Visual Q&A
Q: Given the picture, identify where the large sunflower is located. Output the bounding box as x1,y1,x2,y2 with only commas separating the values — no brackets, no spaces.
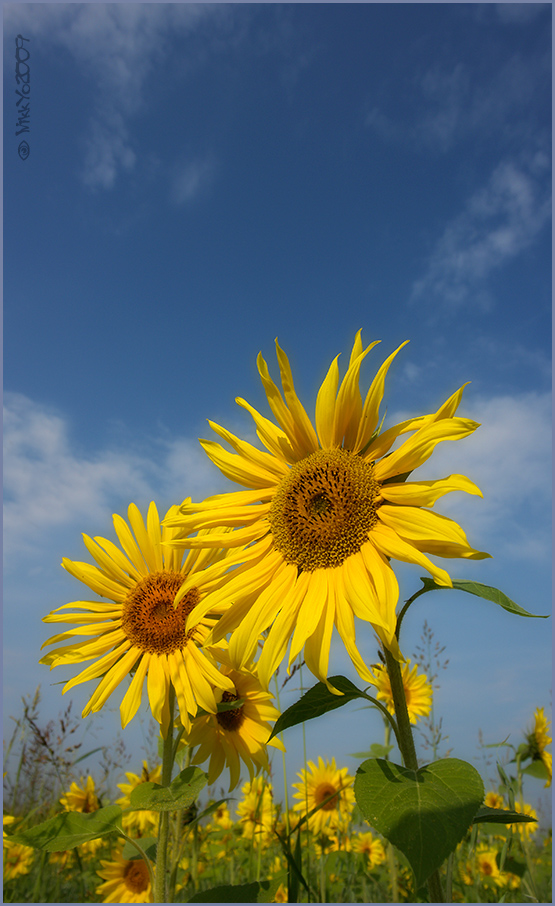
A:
181,654,285,791
166,334,488,688
40,502,250,734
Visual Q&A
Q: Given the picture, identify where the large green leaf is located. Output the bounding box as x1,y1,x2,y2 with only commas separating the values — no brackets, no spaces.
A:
472,806,537,825
355,757,483,888
184,878,283,903
7,805,123,852
121,836,157,862
419,578,548,618
129,766,207,812
268,675,377,741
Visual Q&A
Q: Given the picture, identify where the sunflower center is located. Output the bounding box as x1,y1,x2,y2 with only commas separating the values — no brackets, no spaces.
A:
216,689,245,732
121,571,199,656
315,782,339,811
269,448,380,571
124,859,150,894
81,792,98,814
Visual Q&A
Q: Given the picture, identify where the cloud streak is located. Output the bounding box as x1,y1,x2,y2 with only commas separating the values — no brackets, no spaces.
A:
410,153,551,309
3,393,221,565
415,389,552,562
4,4,227,190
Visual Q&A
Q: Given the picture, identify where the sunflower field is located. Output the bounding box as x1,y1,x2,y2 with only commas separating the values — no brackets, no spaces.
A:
3,678,552,904
3,334,552,903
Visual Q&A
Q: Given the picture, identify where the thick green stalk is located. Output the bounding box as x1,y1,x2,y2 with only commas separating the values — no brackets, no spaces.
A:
383,646,418,772
153,687,176,904
383,646,445,903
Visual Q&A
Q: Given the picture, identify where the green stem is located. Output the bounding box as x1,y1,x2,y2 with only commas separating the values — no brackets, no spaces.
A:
153,686,176,904
383,647,418,772
383,645,445,903
120,830,157,893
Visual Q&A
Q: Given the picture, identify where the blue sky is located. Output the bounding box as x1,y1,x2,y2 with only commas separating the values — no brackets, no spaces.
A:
3,3,551,815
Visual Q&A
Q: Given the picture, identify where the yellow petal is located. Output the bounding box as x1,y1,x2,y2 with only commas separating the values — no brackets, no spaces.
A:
288,569,328,664
380,474,483,506
257,348,297,441
371,523,453,587
258,573,310,689
81,535,136,588
51,641,129,688
61,559,127,601
147,653,169,726
275,339,320,456
333,576,375,683
112,513,149,575
200,438,282,489
315,354,340,448
335,341,380,449
147,501,164,571
208,421,290,480
355,341,409,452
236,397,295,461
228,562,297,669
303,585,335,688
120,653,149,728
83,646,141,715
126,503,159,574
374,417,480,481
378,505,473,546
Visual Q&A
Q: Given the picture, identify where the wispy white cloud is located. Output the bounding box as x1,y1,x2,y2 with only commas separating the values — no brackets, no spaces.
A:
414,390,552,563
366,40,549,156
3,393,221,564
495,4,547,25
4,4,227,190
410,153,551,309
170,154,218,206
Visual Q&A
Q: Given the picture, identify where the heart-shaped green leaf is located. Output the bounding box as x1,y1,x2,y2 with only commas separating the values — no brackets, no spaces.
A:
129,766,207,812
6,805,123,852
355,758,484,887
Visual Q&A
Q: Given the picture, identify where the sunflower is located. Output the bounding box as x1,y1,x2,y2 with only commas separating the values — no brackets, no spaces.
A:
40,502,250,734
523,707,552,787
352,831,386,869
236,775,276,841
512,801,538,839
475,845,503,887
166,333,488,688
484,791,504,810
370,658,433,723
116,762,161,836
292,756,355,835
59,774,99,813
181,654,285,791
207,802,234,830
96,849,153,903
3,816,35,882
